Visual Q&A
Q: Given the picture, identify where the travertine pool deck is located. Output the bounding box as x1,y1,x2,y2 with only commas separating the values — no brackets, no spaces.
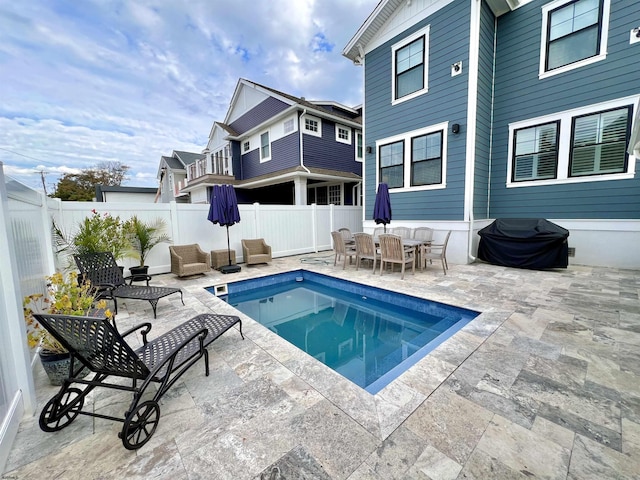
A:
3,255,640,479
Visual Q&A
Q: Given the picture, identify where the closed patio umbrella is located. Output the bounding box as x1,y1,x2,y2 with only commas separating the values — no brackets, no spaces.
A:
373,183,392,233
208,184,241,274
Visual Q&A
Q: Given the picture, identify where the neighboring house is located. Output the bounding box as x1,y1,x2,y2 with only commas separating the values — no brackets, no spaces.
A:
156,150,204,203
174,78,363,205
343,0,640,268
94,186,158,203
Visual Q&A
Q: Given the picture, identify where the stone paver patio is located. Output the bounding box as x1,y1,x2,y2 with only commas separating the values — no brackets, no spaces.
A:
3,254,639,479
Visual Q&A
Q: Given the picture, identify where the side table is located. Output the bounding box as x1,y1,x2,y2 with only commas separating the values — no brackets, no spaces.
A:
211,249,236,269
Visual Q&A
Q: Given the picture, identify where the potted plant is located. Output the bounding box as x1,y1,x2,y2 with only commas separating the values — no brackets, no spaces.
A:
24,271,112,385
125,216,172,279
52,210,131,265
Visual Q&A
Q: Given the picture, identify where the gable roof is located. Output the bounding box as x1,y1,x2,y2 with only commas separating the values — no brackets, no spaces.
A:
173,150,203,166
343,0,526,62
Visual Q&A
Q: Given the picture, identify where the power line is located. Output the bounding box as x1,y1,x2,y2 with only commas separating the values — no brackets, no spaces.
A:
0,147,52,165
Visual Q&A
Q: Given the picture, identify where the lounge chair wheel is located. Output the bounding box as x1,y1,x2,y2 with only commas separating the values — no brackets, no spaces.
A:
39,387,84,432
120,400,160,450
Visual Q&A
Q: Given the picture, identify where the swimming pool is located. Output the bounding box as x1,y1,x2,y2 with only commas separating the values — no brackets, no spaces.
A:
209,270,479,394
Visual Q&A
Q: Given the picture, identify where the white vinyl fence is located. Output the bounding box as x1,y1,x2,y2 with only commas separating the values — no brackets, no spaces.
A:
50,200,362,276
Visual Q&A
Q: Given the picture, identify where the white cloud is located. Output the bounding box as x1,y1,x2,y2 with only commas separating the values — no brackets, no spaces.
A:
0,0,375,192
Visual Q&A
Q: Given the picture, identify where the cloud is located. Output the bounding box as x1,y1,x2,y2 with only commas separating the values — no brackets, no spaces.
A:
0,0,375,192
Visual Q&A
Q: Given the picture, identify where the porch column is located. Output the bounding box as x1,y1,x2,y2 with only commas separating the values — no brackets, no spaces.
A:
294,177,307,206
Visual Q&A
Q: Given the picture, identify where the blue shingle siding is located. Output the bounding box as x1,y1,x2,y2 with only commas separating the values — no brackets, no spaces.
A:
229,97,290,134
364,0,471,221
488,0,640,219
241,133,300,179
473,1,497,220
303,121,362,175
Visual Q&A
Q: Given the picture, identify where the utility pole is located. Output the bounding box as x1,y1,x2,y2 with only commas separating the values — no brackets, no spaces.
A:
39,170,48,195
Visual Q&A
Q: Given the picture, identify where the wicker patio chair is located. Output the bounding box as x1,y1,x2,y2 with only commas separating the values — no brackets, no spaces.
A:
169,244,211,277
33,311,243,450
378,233,415,280
74,252,184,321
331,231,356,269
241,238,272,265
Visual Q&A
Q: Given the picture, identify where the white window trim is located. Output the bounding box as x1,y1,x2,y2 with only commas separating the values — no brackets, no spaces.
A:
391,25,430,106
259,130,271,163
356,131,364,162
303,115,322,138
538,0,610,79
375,121,448,192
506,96,638,188
336,124,351,145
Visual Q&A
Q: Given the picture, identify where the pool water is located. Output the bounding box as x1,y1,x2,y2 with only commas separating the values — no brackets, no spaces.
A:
210,270,479,394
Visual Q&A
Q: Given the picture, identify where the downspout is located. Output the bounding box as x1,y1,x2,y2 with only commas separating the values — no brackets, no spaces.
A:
299,109,311,174
465,0,481,263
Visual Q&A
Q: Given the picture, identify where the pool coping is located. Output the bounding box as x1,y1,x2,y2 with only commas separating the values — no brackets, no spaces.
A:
199,268,510,441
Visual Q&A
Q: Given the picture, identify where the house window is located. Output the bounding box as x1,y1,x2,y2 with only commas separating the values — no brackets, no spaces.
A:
540,0,609,77
243,141,250,152
260,131,270,161
512,122,559,182
336,125,351,144
304,116,322,137
356,132,363,161
379,141,404,189
411,131,442,186
570,106,631,177
377,122,448,191
507,97,636,187
391,25,429,104
283,118,294,134
328,185,341,205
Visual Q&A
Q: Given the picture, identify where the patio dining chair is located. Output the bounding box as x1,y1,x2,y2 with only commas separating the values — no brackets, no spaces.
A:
378,234,415,280
421,230,451,275
74,252,184,321
338,227,354,244
353,232,380,273
392,226,412,239
33,311,243,449
331,231,356,269
413,227,434,270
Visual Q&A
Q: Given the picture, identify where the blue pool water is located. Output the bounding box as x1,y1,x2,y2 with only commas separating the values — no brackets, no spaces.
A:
209,270,479,394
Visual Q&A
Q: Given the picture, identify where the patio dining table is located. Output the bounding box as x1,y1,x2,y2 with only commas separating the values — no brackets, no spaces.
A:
372,237,432,271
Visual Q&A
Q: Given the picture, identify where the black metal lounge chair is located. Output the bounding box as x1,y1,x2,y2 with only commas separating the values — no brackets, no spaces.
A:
74,252,184,320
34,311,243,449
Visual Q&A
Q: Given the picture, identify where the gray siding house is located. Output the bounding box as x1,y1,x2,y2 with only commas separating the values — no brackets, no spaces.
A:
343,0,640,268
177,79,363,206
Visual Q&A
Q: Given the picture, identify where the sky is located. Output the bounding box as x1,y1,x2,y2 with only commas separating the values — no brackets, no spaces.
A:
0,0,377,193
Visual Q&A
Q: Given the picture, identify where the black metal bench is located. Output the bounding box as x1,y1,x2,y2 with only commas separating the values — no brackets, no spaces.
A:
34,312,243,449
74,252,184,320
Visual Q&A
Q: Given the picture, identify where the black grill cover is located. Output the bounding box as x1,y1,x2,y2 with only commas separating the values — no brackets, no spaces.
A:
477,218,569,269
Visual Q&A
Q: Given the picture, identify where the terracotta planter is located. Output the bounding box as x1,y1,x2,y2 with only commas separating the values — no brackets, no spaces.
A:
39,351,88,386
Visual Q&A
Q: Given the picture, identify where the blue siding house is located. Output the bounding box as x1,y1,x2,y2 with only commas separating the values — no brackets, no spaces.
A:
344,0,640,267
174,79,363,206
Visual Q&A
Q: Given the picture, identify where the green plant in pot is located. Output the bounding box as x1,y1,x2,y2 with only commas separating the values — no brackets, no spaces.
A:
125,216,172,279
24,271,112,385
53,210,132,268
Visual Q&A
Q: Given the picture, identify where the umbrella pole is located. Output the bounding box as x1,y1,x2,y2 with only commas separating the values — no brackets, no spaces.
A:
226,225,231,265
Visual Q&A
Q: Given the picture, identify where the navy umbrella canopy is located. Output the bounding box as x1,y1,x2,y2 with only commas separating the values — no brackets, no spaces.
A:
373,183,391,232
208,184,241,272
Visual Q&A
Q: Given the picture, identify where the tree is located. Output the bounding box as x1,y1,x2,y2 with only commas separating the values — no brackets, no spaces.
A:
51,162,130,201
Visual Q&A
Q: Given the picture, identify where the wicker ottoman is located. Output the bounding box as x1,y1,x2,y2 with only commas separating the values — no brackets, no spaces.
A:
211,249,236,269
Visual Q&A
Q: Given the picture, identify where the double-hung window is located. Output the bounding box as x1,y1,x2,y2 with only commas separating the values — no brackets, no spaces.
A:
508,98,636,187
392,26,429,104
260,131,270,162
379,141,404,189
540,0,609,77
356,132,363,161
378,122,447,190
411,131,442,186
570,106,631,177
512,122,559,182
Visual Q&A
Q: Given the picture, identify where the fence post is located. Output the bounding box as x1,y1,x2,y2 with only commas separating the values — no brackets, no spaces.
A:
169,201,180,244
329,203,335,234
253,202,260,238
312,203,317,252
